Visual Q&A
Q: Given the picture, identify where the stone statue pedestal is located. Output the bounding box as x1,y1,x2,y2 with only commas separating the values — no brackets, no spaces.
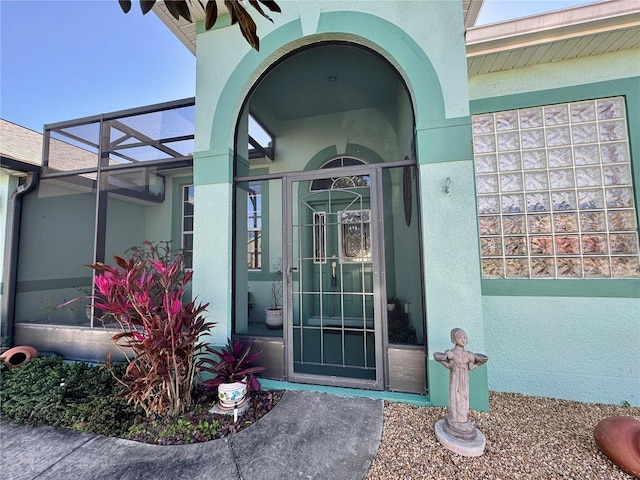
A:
433,328,489,457
435,419,486,457
442,415,478,441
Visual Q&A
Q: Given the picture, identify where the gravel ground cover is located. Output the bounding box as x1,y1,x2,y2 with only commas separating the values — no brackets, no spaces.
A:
367,391,639,480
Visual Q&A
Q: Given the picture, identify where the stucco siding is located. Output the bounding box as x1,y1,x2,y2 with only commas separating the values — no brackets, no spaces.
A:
192,181,233,345
468,49,640,100
469,48,640,406
483,295,640,406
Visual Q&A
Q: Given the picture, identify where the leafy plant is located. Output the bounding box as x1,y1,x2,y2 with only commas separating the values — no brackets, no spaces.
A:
1,357,283,443
387,296,401,309
118,0,282,51
88,240,214,417
201,338,266,392
0,357,138,437
39,296,57,323
387,318,417,344
126,240,180,268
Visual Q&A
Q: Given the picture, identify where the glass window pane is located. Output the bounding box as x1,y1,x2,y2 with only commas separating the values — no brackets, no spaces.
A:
382,166,425,345
182,185,194,268
234,178,282,337
48,124,99,173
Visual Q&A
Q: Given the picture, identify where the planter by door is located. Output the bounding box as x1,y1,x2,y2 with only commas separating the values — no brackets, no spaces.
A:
265,308,283,329
217,379,249,410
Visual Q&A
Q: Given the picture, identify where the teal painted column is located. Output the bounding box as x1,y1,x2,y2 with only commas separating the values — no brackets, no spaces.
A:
192,149,234,346
429,361,489,412
415,118,489,412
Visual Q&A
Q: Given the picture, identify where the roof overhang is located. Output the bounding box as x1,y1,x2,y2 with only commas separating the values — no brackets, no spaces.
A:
0,157,41,175
152,1,639,76
466,0,640,75
0,119,43,173
154,0,486,55
463,0,484,30
152,0,216,55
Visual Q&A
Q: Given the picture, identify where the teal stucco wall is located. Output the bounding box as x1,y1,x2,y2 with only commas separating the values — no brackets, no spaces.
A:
192,0,487,404
469,50,640,406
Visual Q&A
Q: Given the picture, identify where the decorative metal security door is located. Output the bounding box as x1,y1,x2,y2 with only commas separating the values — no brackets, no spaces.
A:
284,166,385,389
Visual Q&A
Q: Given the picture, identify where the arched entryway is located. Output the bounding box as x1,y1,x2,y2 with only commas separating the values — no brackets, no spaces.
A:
232,41,426,392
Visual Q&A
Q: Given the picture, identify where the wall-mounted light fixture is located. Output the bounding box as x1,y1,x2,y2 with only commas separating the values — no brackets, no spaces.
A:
444,177,452,196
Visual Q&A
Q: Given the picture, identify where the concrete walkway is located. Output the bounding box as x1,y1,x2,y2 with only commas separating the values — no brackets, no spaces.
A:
0,391,383,480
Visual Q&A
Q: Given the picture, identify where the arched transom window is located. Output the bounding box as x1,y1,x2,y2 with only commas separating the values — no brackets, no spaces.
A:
310,157,369,191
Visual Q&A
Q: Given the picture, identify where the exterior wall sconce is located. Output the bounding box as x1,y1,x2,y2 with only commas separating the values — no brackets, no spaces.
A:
444,177,452,196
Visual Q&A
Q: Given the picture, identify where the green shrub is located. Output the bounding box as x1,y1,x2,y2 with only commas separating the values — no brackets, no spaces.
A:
1,357,284,444
0,357,139,437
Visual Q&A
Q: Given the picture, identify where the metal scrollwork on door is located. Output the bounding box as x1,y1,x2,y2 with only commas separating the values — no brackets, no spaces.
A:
339,210,371,262
331,175,369,189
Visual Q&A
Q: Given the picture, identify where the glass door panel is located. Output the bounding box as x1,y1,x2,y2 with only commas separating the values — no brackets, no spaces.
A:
286,169,383,388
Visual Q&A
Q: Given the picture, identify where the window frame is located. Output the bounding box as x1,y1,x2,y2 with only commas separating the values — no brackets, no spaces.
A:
181,184,194,270
247,181,262,271
470,78,640,298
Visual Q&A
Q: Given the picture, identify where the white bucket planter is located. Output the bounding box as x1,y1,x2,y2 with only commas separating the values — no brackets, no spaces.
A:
217,379,249,410
265,308,283,329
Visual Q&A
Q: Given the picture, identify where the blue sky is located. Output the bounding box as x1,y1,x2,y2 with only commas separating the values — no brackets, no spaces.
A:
1,0,196,132
477,0,597,25
1,0,597,133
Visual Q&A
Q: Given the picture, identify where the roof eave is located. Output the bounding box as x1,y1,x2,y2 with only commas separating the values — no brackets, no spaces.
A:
157,0,488,54
466,0,640,57
464,0,484,30
152,1,203,55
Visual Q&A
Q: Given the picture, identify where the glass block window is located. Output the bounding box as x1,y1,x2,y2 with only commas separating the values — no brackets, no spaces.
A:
473,96,640,279
182,185,194,269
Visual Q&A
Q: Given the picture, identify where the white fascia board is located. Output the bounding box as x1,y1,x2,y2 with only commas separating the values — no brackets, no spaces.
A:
466,0,640,56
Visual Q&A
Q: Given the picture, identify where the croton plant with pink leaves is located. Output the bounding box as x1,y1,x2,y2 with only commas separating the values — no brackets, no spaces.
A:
88,241,214,417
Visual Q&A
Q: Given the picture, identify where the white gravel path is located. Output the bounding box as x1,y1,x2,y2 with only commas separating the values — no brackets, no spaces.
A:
367,391,639,479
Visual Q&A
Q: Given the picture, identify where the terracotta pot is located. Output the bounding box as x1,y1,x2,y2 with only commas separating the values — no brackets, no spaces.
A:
0,345,38,367
594,416,640,477
218,379,249,410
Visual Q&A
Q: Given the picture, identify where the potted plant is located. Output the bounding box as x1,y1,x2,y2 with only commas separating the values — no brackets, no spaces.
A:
201,338,266,410
265,259,283,329
387,296,401,312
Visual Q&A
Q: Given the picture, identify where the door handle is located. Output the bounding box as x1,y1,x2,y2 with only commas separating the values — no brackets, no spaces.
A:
331,261,337,287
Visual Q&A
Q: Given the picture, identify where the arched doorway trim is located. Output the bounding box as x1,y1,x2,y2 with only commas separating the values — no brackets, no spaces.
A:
207,11,446,154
